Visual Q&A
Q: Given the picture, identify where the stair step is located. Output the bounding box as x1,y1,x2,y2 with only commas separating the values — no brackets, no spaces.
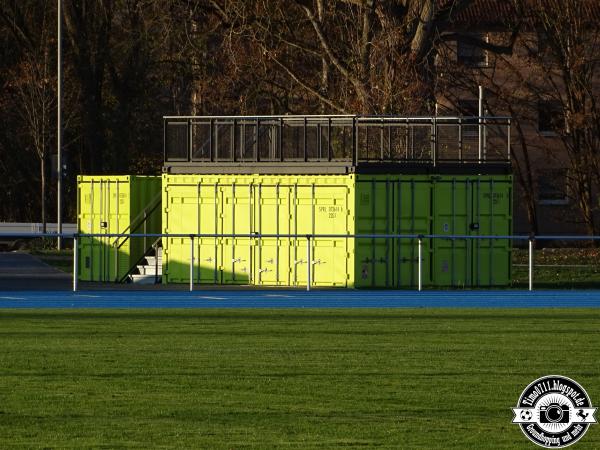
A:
137,265,162,275
131,274,161,285
145,256,162,266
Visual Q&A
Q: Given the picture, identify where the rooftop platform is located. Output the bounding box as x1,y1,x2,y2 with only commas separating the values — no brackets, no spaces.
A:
163,115,512,175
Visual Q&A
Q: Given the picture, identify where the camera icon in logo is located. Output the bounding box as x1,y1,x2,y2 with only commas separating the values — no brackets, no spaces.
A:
539,403,569,424
512,375,598,448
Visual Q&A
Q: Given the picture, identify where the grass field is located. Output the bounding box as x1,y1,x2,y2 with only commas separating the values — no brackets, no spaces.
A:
0,309,599,448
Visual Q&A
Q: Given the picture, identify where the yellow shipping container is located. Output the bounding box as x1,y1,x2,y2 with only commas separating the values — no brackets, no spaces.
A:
163,174,355,287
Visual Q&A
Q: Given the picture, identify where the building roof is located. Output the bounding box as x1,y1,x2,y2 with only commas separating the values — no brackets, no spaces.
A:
438,0,600,28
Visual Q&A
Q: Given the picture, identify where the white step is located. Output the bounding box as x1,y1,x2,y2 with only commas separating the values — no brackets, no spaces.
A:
145,256,162,266
131,274,161,285
137,266,162,275
137,264,162,275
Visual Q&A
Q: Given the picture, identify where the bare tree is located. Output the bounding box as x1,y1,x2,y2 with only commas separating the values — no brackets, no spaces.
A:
62,0,114,173
532,0,600,236
1,1,56,231
210,0,523,115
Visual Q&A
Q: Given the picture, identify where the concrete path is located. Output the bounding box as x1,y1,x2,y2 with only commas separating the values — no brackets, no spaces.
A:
0,252,70,291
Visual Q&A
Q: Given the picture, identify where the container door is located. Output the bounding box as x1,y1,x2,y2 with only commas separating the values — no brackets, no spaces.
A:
163,182,199,283
78,178,128,282
78,179,96,282
355,179,395,288
470,178,512,286
221,183,252,284
163,180,222,284
432,178,469,287
253,184,292,286
394,178,431,288
197,183,222,284
312,185,350,287
290,184,314,286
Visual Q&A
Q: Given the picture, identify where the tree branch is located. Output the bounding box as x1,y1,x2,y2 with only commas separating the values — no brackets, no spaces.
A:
295,1,370,108
266,51,348,114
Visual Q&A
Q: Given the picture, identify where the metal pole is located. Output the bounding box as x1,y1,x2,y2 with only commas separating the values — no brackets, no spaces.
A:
114,243,118,282
306,235,311,291
57,0,63,250
507,118,511,162
528,238,533,291
73,235,78,292
190,235,194,292
418,237,422,291
478,85,483,163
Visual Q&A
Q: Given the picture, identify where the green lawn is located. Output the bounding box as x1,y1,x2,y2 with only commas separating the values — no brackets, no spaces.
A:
29,249,73,273
0,309,599,448
512,247,600,288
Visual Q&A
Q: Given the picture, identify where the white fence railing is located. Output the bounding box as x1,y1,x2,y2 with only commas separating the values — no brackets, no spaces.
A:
1,232,599,293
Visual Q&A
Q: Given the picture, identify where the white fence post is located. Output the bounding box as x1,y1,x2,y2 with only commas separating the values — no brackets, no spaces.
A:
190,235,194,292
528,237,534,291
73,235,78,292
306,235,311,291
418,237,423,292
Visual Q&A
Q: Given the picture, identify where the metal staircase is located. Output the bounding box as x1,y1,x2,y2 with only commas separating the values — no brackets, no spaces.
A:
130,243,162,284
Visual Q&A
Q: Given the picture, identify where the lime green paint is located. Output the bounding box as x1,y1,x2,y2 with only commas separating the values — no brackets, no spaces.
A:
162,173,512,288
163,174,355,287
77,176,161,282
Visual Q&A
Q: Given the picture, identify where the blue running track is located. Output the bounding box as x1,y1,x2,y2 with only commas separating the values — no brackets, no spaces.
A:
1,290,600,308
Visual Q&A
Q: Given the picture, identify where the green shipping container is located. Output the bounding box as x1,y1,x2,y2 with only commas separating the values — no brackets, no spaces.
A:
77,176,162,282
354,175,512,287
162,173,512,288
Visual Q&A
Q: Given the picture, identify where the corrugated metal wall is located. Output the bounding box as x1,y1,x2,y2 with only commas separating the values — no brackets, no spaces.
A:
162,174,512,288
163,175,354,286
77,176,161,282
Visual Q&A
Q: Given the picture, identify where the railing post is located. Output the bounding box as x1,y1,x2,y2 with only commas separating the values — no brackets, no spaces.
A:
190,235,194,292
458,118,463,161
154,242,159,284
418,236,423,292
73,234,78,292
432,117,437,166
528,237,534,291
114,242,118,282
352,117,357,165
306,234,311,291
507,118,511,162
478,85,483,163
188,118,192,162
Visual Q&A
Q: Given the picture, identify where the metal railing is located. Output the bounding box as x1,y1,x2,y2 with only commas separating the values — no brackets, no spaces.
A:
164,115,512,165
3,232,600,293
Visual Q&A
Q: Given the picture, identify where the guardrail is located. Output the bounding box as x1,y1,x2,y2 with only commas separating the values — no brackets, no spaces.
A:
164,115,512,165
2,232,599,293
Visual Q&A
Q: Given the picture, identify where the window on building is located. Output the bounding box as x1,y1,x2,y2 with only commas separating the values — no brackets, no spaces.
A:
538,100,564,134
538,168,569,205
457,34,488,67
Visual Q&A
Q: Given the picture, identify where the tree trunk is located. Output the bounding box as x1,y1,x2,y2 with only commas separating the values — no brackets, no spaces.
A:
41,153,46,234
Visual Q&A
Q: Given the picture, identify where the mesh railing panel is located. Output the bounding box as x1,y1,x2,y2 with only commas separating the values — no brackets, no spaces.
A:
165,116,511,165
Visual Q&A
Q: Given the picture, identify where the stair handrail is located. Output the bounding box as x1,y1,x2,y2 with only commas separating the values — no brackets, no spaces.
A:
118,236,162,284
113,191,162,250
